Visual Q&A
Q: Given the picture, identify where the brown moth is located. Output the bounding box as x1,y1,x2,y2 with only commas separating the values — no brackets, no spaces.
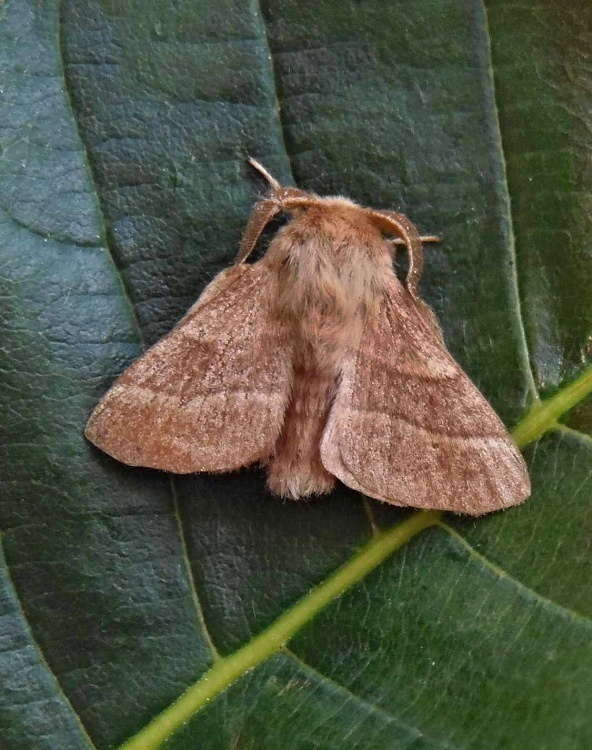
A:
86,159,530,515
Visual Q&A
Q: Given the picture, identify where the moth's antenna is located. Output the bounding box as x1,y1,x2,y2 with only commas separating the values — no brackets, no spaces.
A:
248,157,282,191
390,235,440,246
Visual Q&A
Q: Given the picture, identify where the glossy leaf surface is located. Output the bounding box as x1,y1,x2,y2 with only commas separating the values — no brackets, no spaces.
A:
1,1,591,748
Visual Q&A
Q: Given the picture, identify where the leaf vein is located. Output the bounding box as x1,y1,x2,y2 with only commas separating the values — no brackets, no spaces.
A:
283,648,462,750
554,424,592,447
438,522,592,629
169,477,221,661
0,536,98,750
480,0,539,402
253,0,296,184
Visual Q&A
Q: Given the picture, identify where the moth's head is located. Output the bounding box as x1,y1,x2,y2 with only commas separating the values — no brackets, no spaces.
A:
270,188,419,248
272,188,364,223
241,159,438,278
247,157,411,231
247,158,364,224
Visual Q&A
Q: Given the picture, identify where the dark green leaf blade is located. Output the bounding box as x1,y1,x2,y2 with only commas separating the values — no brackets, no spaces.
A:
173,654,443,750
0,0,591,748
0,543,94,749
455,431,592,615
486,0,592,393
290,501,592,749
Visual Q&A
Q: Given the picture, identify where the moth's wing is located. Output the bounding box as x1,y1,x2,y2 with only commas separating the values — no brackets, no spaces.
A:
321,277,530,515
86,262,292,473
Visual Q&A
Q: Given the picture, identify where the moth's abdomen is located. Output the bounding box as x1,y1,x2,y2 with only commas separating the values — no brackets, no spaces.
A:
267,367,336,500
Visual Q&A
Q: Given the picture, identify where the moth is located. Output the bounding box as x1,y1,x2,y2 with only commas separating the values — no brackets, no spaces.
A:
86,159,530,515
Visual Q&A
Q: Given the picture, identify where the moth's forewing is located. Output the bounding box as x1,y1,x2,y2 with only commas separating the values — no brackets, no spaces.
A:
86,263,292,473
321,276,530,515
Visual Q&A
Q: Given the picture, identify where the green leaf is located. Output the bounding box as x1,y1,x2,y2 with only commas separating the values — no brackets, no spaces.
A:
0,2,591,750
